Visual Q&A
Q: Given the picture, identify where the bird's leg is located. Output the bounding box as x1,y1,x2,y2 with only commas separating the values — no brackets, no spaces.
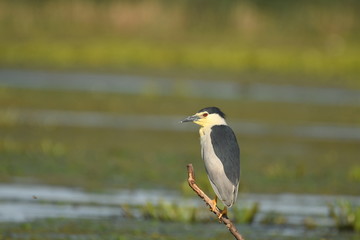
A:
218,206,228,219
211,196,218,211
210,196,227,219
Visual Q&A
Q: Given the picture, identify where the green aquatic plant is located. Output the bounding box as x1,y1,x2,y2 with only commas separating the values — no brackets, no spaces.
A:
233,202,259,224
141,201,197,223
141,200,258,224
328,200,360,231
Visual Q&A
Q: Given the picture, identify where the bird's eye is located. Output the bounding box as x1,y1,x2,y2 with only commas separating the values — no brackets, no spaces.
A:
202,113,208,117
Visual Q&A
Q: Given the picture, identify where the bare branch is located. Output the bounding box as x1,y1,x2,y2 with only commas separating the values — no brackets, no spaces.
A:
187,164,245,240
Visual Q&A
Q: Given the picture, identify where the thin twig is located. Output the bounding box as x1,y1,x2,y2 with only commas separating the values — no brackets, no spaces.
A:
187,164,245,240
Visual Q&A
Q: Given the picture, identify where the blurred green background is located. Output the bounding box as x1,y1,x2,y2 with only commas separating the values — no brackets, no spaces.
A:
0,0,360,196
1,0,360,86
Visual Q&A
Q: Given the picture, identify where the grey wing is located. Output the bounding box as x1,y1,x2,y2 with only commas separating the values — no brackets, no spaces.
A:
210,125,240,187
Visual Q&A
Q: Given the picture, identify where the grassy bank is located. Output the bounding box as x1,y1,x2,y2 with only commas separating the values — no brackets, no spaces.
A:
1,39,359,87
1,0,360,88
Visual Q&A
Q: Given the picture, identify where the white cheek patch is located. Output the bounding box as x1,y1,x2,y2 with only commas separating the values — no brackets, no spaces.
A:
205,114,227,126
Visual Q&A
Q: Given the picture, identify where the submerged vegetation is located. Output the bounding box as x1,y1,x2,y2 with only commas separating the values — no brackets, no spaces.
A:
260,212,287,225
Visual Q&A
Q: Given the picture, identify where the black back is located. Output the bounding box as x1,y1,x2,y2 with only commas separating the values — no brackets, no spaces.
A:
210,125,240,185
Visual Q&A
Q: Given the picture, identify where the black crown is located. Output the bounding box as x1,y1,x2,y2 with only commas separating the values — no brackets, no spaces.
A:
198,107,226,119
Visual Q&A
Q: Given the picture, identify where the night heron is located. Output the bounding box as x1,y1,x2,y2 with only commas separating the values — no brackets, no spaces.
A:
181,107,240,217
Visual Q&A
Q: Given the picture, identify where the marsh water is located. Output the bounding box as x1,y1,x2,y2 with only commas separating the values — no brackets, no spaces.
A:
0,184,359,239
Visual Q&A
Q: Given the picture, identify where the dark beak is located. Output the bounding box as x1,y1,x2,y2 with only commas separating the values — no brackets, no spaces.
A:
180,114,200,123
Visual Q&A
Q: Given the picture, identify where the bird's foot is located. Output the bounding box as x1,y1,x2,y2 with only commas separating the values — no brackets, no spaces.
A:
210,196,218,212
218,207,228,219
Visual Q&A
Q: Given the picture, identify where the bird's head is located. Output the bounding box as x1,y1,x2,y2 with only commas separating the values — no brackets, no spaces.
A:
181,107,227,127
